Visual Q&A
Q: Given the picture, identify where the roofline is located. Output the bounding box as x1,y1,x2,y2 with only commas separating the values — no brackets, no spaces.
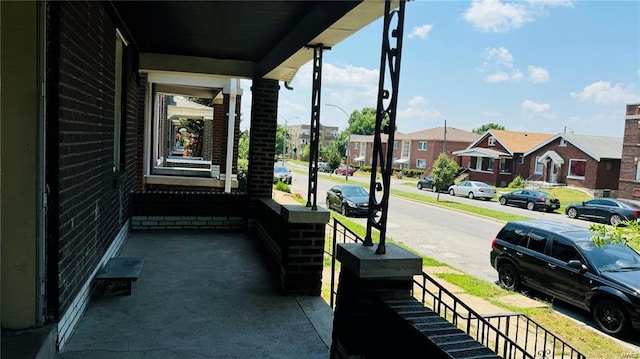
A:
522,133,600,161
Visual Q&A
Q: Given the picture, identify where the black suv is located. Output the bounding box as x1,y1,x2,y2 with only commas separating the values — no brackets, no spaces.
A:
490,219,640,337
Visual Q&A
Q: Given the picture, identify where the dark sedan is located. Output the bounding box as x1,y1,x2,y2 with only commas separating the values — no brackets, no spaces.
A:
565,198,640,225
326,184,369,217
416,174,452,192
498,189,560,212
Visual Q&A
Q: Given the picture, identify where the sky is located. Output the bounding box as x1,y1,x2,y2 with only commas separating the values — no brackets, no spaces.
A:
240,0,640,138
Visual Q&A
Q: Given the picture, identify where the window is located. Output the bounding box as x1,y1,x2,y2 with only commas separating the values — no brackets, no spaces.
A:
550,241,581,263
499,158,507,172
534,156,543,174
487,158,494,171
393,141,398,150
488,136,496,146
517,155,524,164
497,223,529,246
526,231,548,253
568,159,586,178
402,140,410,157
416,159,427,168
636,162,640,181
559,138,567,147
113,30,126,171
418,141,428,150
354,143,359,149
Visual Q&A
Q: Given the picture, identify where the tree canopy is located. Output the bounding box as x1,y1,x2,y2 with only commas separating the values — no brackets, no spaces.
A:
345,107,392,135
589,222,640,250
431,153,459,201
472,123,505,134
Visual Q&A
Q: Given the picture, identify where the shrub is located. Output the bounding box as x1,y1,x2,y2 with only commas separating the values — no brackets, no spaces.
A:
275,181,291,193
508,175,525,189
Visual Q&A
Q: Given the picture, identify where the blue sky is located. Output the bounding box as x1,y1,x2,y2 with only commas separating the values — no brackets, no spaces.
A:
240,0,639,138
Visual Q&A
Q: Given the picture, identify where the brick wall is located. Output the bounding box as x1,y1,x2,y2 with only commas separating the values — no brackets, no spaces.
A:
528,139,603,189
247,79,279,202
619,105,640,199
56,1,137,315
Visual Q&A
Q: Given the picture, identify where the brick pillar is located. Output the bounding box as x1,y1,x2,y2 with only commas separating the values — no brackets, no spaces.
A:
620,104,640,199
212,102,225,167
248,79,279,202
331,243,422,358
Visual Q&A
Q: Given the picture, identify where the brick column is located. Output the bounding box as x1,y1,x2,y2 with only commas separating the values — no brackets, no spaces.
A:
247,79,279,201
331,243,422,358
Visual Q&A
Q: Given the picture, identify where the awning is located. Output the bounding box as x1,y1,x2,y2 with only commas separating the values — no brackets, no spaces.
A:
354,156,366,161
393,158,409,164
538,150,564,164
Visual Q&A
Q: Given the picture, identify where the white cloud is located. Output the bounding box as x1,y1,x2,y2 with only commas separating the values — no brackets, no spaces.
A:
570,81,639,105
463,0,573,33
527,66,550,83
484,69,523,83
482,47,514,67
408,24,433,39
521,100,555,118
396,96,444,132
463,0,532,33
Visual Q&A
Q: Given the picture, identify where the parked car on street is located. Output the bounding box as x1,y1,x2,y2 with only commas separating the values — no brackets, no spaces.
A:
273,166,292,184
318,162,333,173
334,165,356,176
490,219,640,337
565,198,640,226
326,184,369,217
499,189,560,212
416,174,453,192
448,181,496,200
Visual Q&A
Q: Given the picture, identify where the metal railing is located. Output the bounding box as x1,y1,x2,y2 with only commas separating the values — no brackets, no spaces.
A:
325,217,586,359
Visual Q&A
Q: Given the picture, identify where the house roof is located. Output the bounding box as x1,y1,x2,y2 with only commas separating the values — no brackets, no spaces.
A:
400,127,479,142
173,96,213,110
452,147,511,159
485,130,554,154
524,133,623,161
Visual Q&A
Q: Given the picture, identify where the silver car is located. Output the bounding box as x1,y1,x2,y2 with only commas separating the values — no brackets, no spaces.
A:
448,180,496,200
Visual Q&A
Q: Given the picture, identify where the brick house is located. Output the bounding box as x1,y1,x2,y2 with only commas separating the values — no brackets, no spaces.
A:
524,133,622,195
615,104,640,200
453,130,554,187
348,127,478,173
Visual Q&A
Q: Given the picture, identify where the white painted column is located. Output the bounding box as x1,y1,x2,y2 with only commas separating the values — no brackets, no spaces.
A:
225,79,238,192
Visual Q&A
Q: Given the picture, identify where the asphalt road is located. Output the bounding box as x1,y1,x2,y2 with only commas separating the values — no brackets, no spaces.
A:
286,165,640,351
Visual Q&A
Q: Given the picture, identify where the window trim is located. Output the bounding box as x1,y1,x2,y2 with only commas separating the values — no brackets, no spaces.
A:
488,136,496,146
417,141,428,151
567,158,587,179
416,159,427,169
534,156,543,174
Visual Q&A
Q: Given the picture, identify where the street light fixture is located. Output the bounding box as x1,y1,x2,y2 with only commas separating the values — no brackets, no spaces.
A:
325,104,350,181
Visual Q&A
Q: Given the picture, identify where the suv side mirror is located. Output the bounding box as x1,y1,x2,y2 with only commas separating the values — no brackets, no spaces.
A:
567,260,587,272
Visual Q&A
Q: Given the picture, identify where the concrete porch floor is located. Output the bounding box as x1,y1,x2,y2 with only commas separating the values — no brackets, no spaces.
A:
57,229,334,359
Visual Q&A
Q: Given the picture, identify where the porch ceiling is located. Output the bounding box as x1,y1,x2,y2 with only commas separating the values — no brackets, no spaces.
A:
110,1,391,82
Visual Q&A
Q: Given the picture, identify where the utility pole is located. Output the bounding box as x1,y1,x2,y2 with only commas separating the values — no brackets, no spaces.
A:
326,104,350,181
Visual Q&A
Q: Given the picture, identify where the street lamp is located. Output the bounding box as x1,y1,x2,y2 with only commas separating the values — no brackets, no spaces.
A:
280,116,298,165
325,104,350,181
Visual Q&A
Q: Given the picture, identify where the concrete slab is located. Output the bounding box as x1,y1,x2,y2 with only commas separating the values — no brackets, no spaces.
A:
57,230,332,359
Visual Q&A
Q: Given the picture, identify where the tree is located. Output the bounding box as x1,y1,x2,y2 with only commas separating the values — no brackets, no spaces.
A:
345,107,393,135
589,222,640,250
275,124,288,160
431,153,459,201
472,123,505,134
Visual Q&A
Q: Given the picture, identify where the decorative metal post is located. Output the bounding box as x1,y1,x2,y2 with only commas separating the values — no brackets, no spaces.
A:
364,0,406,254
306,44,331,210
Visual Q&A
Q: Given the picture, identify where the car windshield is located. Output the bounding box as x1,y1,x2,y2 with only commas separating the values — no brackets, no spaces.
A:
342,186,368,197
577,241,640,272
274,167,289,174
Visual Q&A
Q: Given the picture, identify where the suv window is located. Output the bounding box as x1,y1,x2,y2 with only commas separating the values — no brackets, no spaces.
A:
525,230,548,253
550,241,582,263
497,223,529,246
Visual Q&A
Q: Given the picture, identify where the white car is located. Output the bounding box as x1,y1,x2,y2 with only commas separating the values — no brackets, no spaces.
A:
448,180,496,200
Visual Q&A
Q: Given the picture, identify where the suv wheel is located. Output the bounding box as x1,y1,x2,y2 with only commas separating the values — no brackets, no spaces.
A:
499,197,507,206
526,201,535,211
417,183,423,190
449,189,455,196
592,299,629,336
498,263,520,291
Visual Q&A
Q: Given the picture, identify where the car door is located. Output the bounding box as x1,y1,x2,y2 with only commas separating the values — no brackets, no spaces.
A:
511,190,526,207
328,186,342,209
580,199,604,220
516,229,550,291
543,238,590,309
456,181,469,197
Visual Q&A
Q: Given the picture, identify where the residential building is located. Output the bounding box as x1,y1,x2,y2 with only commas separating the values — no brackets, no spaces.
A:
524,133,622,196
453,130,554,187
287,124,339,158
347,127,478,173
617,103,640,199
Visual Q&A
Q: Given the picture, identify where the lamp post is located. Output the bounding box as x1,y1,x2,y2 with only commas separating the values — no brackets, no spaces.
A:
325,104,350,181
280,116,298,165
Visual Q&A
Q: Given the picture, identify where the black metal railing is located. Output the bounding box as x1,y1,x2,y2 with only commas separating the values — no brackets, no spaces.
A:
326,217,586,359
